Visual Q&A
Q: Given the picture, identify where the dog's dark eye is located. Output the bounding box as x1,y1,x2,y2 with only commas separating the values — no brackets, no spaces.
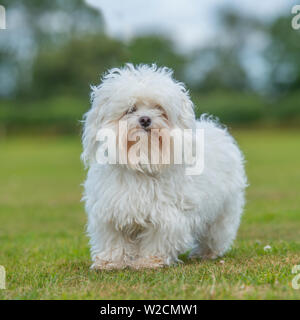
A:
155,105,168,119
155,105,166,113
126,105,137,114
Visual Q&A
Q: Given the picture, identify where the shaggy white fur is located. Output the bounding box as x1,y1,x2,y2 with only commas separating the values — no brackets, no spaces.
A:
82,64,247,269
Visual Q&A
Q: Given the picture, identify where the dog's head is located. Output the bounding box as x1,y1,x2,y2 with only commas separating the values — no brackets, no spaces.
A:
82,64,195,173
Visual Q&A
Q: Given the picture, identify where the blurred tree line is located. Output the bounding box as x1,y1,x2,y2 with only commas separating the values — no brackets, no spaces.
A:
0,0,299,134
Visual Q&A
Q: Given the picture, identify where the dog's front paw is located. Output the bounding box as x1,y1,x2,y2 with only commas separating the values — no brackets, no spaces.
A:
91,257,125,270
130,256,167,269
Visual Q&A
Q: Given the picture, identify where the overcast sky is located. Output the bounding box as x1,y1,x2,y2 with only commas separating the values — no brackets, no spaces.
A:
86,0,291,51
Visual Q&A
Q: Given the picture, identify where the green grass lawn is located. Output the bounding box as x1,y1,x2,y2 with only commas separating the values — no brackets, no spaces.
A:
0,129,299,299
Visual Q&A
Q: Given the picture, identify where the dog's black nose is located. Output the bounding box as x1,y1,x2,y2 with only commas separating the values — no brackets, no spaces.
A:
139,116,152,128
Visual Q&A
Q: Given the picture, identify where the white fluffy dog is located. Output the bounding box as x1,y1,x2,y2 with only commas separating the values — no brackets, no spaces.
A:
82,64,247,269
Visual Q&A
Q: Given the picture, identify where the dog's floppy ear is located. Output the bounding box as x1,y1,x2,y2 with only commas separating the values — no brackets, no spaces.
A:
179,92,195,129
81,86,105,168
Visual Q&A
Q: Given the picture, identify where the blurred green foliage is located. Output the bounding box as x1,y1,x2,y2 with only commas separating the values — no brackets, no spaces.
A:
0,1,299,134
32,35,128,99
127,36,187,81
264,16,300,94
0,96,87,134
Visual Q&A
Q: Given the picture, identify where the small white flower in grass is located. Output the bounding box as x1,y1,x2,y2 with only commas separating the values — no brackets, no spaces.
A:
220,260,225,264
264,245,272,251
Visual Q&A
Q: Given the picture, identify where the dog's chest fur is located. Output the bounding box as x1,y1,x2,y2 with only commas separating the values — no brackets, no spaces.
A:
87,165,198,231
